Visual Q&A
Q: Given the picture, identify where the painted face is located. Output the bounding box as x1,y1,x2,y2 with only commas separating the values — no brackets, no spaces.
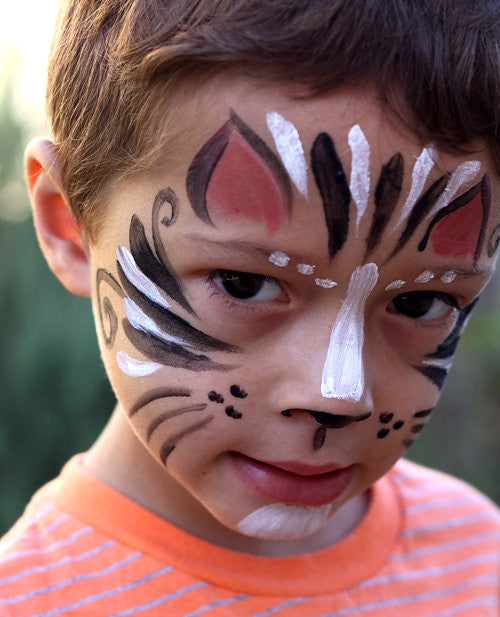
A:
91,83,499,550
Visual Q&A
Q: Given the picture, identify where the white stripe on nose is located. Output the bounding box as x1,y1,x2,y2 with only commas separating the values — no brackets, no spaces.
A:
321,263,379,401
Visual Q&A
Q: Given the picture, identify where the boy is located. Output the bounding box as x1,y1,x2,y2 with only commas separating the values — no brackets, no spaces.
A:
1,0,499,614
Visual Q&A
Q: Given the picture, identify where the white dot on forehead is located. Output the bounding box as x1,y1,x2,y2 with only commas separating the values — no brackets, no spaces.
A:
315,278,337,289
415,270,435,283
297,263,315,275
385,280,406,291
441,270,458,284
268,251,290,267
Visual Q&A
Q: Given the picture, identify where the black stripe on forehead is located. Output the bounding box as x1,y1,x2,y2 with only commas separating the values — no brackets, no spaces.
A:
386,174,449,262
365,153,404,258
311,132,351,259
129,214,195,315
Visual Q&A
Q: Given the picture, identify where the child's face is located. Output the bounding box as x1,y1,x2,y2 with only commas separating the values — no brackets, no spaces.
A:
90,81,499,543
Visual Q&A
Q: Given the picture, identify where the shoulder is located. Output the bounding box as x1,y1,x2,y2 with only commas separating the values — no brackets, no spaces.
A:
0,478,109,614
390,457,499,514
387,457,499,554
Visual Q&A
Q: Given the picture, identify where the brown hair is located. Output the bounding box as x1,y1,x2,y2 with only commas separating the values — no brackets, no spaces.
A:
47,0,500,241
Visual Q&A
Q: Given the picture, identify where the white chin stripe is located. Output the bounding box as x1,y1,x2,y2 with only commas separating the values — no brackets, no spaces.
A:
237,503,332,540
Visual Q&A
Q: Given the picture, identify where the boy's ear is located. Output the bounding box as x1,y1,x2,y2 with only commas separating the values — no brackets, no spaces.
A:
25,138,91,297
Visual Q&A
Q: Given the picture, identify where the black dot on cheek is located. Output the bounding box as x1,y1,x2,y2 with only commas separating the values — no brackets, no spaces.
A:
379,412,394,424
208,391,224,404
377,428,390,439
393,420,405,430
225,405,242,419
230,385,248,399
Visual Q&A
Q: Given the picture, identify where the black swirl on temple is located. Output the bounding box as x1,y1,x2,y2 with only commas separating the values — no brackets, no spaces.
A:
96,269,124,348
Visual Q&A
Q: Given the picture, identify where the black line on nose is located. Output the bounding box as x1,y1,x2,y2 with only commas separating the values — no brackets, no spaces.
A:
281,409,372,428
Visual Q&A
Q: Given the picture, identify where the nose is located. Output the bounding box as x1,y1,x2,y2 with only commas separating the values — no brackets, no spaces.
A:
321,263,378,401
268,267,377,418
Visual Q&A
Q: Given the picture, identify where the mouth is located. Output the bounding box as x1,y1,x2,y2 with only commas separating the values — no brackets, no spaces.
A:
229,452,354,507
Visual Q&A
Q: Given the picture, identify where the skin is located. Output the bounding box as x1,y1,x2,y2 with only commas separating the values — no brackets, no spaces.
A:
26,78,500,557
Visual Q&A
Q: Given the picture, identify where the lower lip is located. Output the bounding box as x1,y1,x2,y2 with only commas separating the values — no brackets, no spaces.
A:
229,453,354,506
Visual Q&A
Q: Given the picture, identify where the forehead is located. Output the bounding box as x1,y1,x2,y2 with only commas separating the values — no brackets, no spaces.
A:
105,80,500,273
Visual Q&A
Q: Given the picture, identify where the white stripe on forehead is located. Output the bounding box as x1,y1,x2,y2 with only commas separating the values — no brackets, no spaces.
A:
321,263,379,401
116,350,162,377
396,145,436,228
348,125,371,234
266,111,308,199
426,160,481,219
117,246,170,310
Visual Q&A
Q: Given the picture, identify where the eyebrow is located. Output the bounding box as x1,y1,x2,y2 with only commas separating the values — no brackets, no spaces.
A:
183,233,309,262
184,234,495,279
427,265,495,279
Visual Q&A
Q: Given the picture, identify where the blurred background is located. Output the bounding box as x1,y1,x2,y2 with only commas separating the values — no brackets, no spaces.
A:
0,2,498,535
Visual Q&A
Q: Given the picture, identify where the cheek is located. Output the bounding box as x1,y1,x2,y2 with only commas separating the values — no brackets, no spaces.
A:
110,367,253,465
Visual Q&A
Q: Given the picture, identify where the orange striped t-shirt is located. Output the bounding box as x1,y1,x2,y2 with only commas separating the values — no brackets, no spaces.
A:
0,456,498,616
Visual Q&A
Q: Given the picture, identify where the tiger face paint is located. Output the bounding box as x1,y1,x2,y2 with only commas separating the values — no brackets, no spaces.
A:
88,81,499,554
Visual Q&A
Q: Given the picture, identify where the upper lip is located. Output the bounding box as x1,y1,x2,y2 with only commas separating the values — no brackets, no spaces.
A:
238,456,346,477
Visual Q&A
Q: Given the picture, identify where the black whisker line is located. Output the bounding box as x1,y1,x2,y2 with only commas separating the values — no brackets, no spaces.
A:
386,174,449,263
414,408,434,418
129,214,195,315
129,387,192,417
311,132,350,259
146,403,208,442
160,415,215,465
365,153,403,258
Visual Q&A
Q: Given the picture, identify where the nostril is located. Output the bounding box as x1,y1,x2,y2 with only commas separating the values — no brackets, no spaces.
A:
281,409,372,428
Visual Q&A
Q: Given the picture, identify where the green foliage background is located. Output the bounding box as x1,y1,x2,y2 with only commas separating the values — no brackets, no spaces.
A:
0,77,498,535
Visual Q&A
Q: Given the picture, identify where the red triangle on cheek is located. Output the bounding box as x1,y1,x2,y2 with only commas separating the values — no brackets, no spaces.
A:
206,130,289,236
430,192,484,258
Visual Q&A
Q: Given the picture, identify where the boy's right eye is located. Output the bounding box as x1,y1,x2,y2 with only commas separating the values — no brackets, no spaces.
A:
211,270,283,302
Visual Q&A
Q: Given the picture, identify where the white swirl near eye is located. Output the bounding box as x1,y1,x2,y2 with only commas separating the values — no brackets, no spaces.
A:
212,271,282,301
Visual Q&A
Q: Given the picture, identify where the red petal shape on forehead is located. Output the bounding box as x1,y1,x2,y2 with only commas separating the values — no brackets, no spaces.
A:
206,129,289,236
430,192,484,258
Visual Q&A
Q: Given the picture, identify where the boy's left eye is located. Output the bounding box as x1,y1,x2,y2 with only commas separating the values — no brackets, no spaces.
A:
211,270,283,302
388,290,458,321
